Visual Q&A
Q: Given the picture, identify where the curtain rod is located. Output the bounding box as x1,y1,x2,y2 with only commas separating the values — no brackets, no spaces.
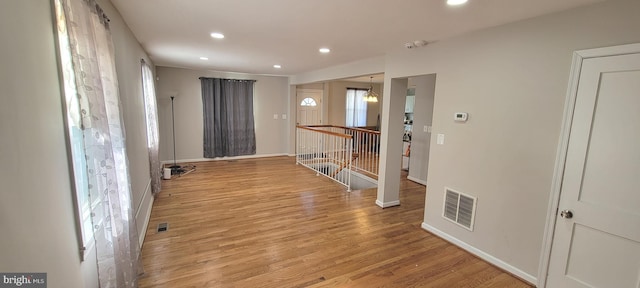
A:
85,0,110,24
199,77,257,82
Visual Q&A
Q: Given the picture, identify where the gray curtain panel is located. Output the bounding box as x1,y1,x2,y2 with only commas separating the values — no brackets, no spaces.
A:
200,77,257,157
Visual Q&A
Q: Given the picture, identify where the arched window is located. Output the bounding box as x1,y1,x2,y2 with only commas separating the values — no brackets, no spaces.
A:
300,97,317,107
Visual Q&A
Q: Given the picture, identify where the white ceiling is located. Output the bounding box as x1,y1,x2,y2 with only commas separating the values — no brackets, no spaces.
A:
110,0,604,76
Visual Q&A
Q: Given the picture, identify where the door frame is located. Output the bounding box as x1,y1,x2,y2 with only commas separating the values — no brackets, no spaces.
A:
538,42,640,288
296,88,324,125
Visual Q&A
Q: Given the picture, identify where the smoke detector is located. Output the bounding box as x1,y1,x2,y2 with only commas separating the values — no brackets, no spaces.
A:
405,40,428,49
413,40,428,47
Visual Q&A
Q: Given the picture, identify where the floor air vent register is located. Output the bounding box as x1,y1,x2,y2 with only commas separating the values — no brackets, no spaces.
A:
157,222,168,233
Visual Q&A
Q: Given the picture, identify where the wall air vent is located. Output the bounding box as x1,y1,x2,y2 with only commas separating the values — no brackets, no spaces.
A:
443,187,477,231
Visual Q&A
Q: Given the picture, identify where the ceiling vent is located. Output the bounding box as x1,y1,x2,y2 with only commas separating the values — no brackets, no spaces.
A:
443,187,477,231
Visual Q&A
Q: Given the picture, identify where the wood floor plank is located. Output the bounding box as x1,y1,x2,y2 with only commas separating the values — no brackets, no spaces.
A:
138,156,534,288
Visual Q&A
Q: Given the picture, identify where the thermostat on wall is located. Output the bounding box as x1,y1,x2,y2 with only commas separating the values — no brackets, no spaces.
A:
454,112,468,122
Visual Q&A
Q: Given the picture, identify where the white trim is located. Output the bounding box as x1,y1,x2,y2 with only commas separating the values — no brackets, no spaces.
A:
287,154,296,157
135,179,151,220
136,179,154,248
406,176,427,186
422,222,537,285
537,49,582,288
375,199,400,208
353,171,378,185
81,236,96,262
537,42,640,288
574,43,640,59
161,153,288,165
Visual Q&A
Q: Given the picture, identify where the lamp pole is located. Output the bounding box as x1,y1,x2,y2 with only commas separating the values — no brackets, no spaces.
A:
169,96,180,171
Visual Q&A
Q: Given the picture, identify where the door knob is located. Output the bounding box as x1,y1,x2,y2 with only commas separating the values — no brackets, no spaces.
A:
560,209,573,219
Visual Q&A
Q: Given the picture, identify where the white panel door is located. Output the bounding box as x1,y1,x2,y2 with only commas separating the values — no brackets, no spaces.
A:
547,52,640,287
296,89,322,126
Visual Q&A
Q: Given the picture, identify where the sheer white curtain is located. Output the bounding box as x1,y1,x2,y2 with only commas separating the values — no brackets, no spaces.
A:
346,88,368,127
141,60,161,195
54,0,140,287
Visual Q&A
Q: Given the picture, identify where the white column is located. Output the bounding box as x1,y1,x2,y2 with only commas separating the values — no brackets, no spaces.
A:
376,77,408,208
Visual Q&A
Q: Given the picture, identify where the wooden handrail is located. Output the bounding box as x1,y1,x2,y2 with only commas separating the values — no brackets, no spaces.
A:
296,124,380,188
296,125,352,139
343,126,381,135
301,125,381,135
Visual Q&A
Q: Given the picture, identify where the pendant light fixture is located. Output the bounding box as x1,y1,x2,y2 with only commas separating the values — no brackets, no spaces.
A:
363,76,379,102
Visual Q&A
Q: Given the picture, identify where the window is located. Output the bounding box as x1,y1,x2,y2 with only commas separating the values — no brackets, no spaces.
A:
141,60,161,195
54,1,139,276
54,0,95,257
200,78,257,157
346,88,368,127
300,97,317,107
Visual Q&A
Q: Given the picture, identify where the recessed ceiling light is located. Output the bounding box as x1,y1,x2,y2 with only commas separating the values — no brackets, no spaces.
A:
319,48,331,54
199,57,209,60
273,64,282,69
210,32,225,39
447,0,468,5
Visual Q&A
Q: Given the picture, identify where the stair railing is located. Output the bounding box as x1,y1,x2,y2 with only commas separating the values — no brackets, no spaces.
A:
296,125,381,191
296,125,353,191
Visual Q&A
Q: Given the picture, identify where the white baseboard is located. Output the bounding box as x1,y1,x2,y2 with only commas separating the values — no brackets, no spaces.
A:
161,153,289,165
421,222,537,285
287,154,296,157
407,176,427,186
136,179,154,248
375,199,400,208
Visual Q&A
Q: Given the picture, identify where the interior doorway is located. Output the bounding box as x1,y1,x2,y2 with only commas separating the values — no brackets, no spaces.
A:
406,74,436,186
377,74,436,208
296,89,323,125
542,44,640,288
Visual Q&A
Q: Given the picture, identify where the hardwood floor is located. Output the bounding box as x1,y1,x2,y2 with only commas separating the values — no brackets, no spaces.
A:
139,156,533,288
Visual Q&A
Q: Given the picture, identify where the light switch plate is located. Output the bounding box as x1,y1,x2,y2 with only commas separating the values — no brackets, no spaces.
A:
424,125,432,133
437,134,445,145
273,114,279,120
282,114,287,120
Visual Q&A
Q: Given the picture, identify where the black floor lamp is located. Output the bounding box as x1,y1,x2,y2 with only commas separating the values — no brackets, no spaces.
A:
169,96,183,174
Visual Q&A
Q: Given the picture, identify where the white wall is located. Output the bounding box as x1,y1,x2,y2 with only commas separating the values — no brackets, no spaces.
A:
408,75,436,184
0,1,154,287
295,81,382,128
156,67,290,161
0,1,89,287
391,0,640,281
296,83,324,90
293,0,640,283
291,56,385,85
96,0,155,248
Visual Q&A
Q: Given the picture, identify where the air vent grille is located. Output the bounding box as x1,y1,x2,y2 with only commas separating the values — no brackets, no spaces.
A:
157,222,168,233
442,188,477,231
